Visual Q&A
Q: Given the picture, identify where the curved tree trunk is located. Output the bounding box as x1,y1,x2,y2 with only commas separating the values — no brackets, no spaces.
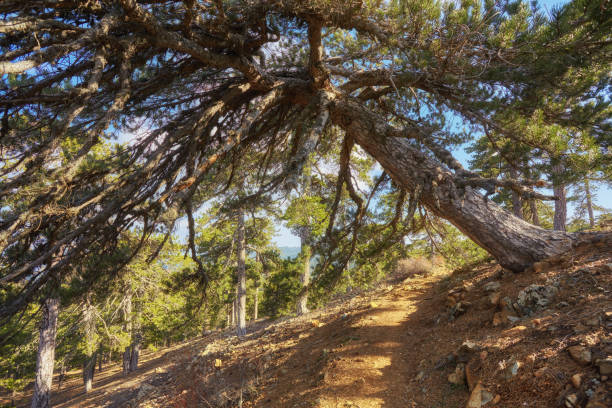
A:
31,297,59,408
235,208,247,337
332,99,575,271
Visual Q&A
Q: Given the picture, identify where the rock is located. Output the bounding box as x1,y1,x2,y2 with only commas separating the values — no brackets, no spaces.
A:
516,284,559,316
507,315,521,323
595,358,612,375
465,382,495,407
488,292,501,306
465,359,481,391
136,383,157,401
504,358,520,380
565,393,578,407
448,363,466,385
483,281,501,292
481,389,494,405
457,340,480,362
450,301,470,320
435,353,456,370
415,370,425,381
492,309,518,327
568,346,592,365
571,373,582,388
466,382,483,408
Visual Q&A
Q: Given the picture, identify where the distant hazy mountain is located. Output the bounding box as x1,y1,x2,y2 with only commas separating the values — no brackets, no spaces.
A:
278,246,300,259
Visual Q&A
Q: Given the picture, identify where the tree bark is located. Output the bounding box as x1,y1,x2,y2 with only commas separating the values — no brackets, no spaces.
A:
31,297,59,408
509,169,523,219
253,287,259,320
235,208,247,336
82,353,96,393
585,177,595,228
529,199,540,226
129,296,142,372
122,291,132,376
82,294,96,393
296,242,311,316
331,99,575,271
552,163,567,231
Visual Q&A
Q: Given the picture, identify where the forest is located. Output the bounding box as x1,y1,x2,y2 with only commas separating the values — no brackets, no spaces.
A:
0,0,610,407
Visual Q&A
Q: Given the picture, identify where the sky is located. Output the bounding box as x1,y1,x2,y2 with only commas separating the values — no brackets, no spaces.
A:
271,0,611,247
128,0,607,248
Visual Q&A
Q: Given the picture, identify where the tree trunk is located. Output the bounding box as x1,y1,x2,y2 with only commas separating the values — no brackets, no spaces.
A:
585,177,595,228
236,208,247,336
332,99,575,271
122,291,132,375
31,297,59,408
129,296,142,372
122,347,131,375
82,294,96,393
296,242,311,316
509,169,523,219
82,353,96,393
529,199,540,226
552,163,567,231
253,287,259,321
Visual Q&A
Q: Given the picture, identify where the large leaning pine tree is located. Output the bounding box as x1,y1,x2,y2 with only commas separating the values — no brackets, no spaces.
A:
1,0,611,322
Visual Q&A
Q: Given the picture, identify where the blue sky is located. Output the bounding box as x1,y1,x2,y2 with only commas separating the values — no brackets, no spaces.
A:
271,0,610,247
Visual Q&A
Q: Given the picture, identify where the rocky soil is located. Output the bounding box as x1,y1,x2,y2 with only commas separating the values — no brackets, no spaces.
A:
4,238,611,408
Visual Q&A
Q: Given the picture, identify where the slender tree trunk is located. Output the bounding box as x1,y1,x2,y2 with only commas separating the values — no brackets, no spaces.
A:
82,353,96,393
332,99,575,271
253,287,259,320
122,292,132,376
236,208,247,336
551,163,567,231
129,296,142,372
509,169,523,219
529,199,540,226
31,297,59,408
296,242,311,316
82,294,96,393
585,177,595,228
230,299,235,327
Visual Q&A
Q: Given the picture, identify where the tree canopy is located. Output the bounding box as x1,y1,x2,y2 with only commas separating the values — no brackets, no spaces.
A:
1,0,610,320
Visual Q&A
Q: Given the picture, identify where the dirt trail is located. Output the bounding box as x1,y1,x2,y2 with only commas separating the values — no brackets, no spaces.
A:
5,241,611,408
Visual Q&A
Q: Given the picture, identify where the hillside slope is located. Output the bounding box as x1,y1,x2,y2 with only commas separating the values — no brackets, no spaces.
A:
4,240,611,408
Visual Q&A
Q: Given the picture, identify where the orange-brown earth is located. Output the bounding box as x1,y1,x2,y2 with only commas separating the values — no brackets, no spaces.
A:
4,240,611,408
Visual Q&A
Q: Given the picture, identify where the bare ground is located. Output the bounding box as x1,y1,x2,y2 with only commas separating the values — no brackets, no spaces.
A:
4,240,611,408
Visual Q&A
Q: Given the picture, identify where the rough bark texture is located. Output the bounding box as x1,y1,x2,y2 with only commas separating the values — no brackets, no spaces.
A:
236,208,247,337
510,169,523,219
552,164,567,231
31,297,59,408
331,99,575,271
